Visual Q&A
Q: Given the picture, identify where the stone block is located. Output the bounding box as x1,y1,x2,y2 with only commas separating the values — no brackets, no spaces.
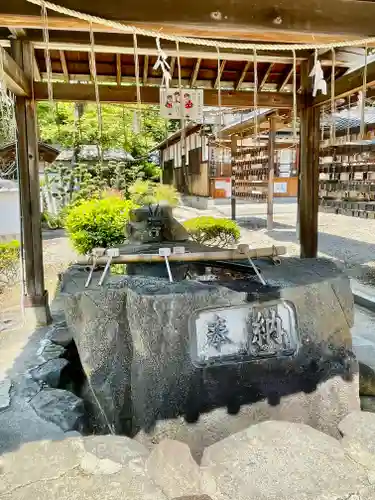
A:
30,358,69,388
0,379,11,411
30,388,85,432
200,421,367,500
339,411,375,456
63,258,359,454
146,439,201,498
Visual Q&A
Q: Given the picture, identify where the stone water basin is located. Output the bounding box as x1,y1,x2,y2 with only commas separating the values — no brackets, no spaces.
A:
61,257,359,457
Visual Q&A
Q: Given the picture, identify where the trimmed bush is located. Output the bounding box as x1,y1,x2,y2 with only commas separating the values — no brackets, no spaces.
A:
129,180,179,207
183,216,240,248
0,240,20,287
65,196,135,254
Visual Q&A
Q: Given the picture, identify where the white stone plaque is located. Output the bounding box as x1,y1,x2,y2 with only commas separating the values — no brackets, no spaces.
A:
189,300,298,366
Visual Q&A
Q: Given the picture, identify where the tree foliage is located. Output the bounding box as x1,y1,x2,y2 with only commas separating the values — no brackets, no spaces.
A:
37,102,174,159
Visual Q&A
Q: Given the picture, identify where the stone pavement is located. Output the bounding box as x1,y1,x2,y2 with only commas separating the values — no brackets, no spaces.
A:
175,200,375,285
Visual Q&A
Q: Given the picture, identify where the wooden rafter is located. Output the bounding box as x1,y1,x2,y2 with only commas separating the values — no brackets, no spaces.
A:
34,82,295,108
313,59,375,106
59,50,69,82
258,62,273,91
116,53,121,86
214,60,226,89
277,67,293,92
235,61,251,91
143,54,149,85
190,58,201,88
1,46,29,96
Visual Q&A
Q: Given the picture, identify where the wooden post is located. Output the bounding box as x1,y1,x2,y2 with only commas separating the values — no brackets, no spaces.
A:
299,61,320,258
267,115,277,230
12,39,51,325
231,134,237,220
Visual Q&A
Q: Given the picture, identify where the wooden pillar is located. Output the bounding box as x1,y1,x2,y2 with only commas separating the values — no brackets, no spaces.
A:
299,61,321,258
230,134,237,220
12,39,51,325
267,115,277,230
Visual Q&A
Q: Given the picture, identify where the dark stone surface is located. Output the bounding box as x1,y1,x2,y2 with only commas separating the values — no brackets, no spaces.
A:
63,257,358,441
30,388,85,432
30,359,69,388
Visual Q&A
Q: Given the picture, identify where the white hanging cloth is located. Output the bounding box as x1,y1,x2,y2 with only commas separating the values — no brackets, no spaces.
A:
153,37,172,89
309,60,327,97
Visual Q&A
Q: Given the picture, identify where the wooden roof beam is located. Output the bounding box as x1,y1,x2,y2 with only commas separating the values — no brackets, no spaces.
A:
313,59,375,106
258,63,274,91
277,67,294,92
116,53,121,86
33,82,295,108
59,50,69,82
214,60,226,89
235,61,251,91
190,58,201,88
1,46,30,96
143,54,149,85
2,8,375,42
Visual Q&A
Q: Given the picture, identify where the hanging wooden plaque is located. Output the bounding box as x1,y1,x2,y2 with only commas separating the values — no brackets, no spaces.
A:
160,88,203,120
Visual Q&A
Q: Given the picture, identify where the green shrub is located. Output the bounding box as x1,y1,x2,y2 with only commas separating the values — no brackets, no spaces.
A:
183,217,240,248
129,180,179,207
0,240,20,287
65,196,135,254
41,211,64,230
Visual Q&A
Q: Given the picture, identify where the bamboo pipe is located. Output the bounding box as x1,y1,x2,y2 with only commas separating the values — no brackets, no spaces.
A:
76,245,286,266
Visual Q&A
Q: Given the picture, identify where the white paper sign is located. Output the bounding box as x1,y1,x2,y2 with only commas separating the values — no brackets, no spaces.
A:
274,181,287,194
160,88,204,120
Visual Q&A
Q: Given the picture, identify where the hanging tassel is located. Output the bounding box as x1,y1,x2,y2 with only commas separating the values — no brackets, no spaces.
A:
309,52,327,97
153,37,171,89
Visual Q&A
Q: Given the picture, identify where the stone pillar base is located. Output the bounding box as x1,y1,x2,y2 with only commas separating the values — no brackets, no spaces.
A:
22,291,52,327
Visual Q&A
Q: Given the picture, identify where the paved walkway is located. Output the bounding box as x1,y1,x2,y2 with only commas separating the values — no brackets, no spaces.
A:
175,201,375,285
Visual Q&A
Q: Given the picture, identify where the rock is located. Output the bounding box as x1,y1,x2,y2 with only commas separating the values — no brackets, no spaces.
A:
359,362,375,396
79,435,149,476
172,497,213,500
200,421,368,500
80,451,123,475
361,396,375,412
0,436,167,500
82,435,149,466
17,375,41,402
339,411,375,456
47,325,73,347
146,439,201,498
0,437,82,495
0,378,11,411
37,338,66,362
30,388,85,432
30,358,69,388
